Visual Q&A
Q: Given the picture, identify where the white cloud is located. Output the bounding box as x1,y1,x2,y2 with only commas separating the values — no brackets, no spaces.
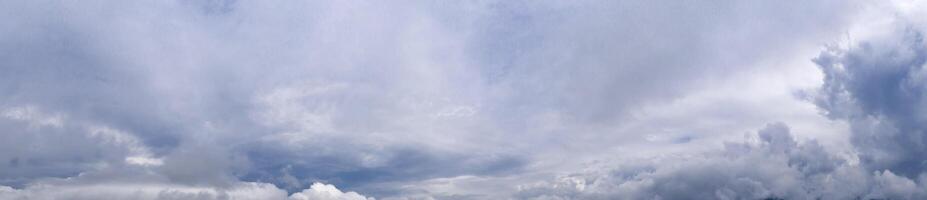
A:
289,183,373,200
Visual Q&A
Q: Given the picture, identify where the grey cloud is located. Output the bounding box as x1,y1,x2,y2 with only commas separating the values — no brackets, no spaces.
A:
0,0,899,199
515,21,927,200
0,106,153,187
0,162,369,200
515,123,926,200
814,27,927,177
0,0,525,196
0,181,372,200
239,142,525,195
474,0,857,122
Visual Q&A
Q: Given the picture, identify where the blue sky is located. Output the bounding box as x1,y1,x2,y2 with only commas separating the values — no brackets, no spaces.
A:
2,0,927,199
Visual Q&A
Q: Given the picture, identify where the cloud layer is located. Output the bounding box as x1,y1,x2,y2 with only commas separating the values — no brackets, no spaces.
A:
2,0,927,199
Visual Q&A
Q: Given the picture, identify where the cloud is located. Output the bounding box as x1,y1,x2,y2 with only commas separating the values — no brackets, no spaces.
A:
814,24,927,178
513,10,927,199
514,123,927,200
0,0,524,196
0,105,157,187
290,183,373,200
0,181,373,200
0,183,288,200
0,0,916,199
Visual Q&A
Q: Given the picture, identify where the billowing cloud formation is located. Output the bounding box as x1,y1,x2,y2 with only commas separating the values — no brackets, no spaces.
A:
290,183,373,200
3,0,927,199
815,27,927,178
515,123,927,199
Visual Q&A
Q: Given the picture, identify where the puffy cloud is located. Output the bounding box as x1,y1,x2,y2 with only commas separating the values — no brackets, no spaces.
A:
813,22,927,177
290,183,373,200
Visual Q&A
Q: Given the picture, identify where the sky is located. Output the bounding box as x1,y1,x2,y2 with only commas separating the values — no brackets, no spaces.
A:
2,0,927,199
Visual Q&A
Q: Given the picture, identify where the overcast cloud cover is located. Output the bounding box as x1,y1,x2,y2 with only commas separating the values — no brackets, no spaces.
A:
3,0,927,199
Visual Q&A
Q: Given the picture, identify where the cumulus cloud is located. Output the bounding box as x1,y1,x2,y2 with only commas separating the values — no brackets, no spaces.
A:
814,25,927,178
290,183,373,200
